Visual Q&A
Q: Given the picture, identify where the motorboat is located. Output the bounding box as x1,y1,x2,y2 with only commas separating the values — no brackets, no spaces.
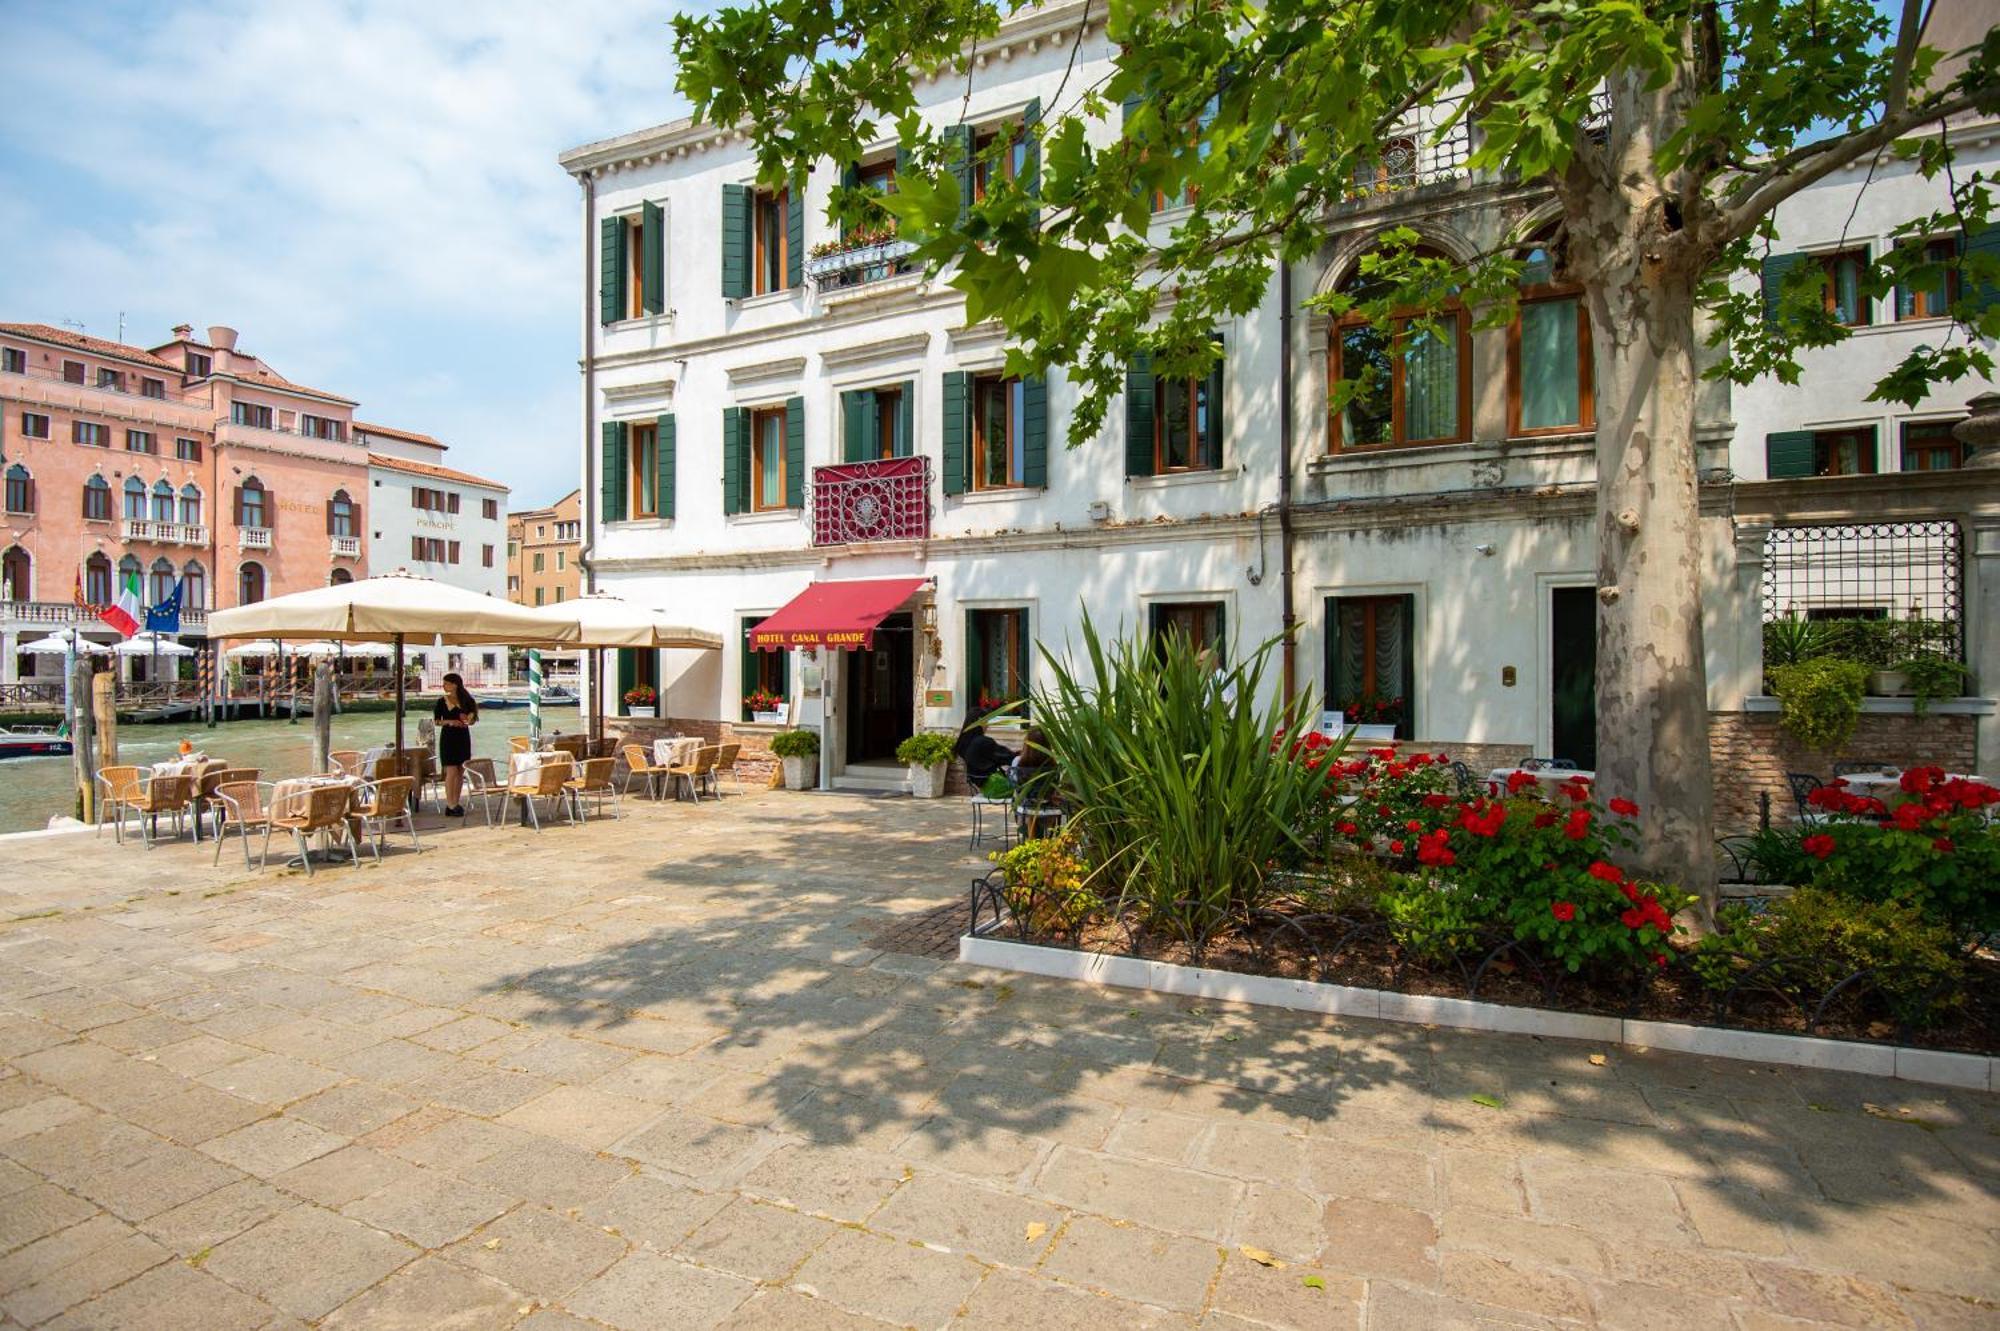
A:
0,726,72,759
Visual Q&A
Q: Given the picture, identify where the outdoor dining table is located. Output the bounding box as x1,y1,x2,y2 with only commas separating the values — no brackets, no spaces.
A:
1487,767,1598,797
652,736,702,769
149,756,218,842
1834,769,1975,801
270,774,362,867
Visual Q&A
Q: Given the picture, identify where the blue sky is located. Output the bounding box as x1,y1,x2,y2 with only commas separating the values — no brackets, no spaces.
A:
0,0,698,509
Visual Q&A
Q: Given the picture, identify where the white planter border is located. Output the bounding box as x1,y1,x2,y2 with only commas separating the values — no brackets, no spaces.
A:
958,934,1995,1093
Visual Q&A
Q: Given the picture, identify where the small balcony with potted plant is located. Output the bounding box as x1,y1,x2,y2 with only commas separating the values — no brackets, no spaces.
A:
806,218,920,305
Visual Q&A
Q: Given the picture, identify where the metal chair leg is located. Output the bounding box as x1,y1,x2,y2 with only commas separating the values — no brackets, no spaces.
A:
295,829,313,877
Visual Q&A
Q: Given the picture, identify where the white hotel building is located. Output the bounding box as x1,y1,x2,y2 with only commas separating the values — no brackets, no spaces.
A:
559,0,2000,810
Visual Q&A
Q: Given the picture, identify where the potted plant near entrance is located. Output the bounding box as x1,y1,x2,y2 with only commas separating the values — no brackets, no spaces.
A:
897,731,957,799
623,683,657,719
769,728,820,790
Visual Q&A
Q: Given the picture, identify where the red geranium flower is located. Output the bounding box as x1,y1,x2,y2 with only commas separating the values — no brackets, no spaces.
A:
1506,770,1540,795
1550,901,1576,922
1563,809,1590,840
1337,821,1359,836
1608,797,1639,817
1801,834,1835,859
1405,820,1422,833
1422,793,1451,809
1389,839,1406,854
1891,803,1929,832
1533,811,1558,829
1933,836,1955,854
1586,861,1624,884
1620,907,1645,929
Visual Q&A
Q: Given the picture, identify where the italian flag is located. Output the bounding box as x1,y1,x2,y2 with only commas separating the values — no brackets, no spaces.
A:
99,569,141,637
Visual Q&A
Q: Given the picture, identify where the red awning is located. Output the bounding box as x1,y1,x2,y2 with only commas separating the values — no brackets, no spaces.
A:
750,577,927,651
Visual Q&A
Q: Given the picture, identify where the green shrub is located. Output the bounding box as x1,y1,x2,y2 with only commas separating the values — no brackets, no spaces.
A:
1802,768,2000,938
1767,658,1868,750
1762,617,1829,669
1898,651,1969,715
895,732,958,766
1698,887,1965,1028
991,831,1100,934
1379,880,1486,963
768,729,820,758
1030,613,1335,935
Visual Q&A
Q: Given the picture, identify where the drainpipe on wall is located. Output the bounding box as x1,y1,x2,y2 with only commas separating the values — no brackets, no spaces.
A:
1278,258,1298,699
578,172,601,735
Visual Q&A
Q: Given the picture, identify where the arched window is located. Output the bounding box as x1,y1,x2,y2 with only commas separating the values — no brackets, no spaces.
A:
118,554,142,595
1,546,30,601
329,567,354,585
123,476,147,521
1328,246,1471,451
84,553,112,606
182,561,207,610
179,484,202,527
149,557,176,607
327,489,356,539
3,464,32,515
82,475,111,522
237,477,266,530
1507,229,1594,436
238,560,265,606
151,479,175,523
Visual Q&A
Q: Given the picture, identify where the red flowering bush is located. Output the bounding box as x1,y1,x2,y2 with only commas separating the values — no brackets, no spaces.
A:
1798,771,2000,938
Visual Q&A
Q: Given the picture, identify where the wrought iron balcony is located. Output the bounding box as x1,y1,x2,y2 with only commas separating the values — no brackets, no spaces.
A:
1346,95,1471,198
329,535,361,559
810,456,930,546
804,238,918,288
122,518,208,546
238,526,273,551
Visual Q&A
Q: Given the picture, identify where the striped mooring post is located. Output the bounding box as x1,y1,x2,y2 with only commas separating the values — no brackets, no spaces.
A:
528,649,543,747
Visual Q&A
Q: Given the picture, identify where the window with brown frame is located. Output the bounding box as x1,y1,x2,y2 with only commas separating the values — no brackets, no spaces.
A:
749,406,789,510
1155,372,1215,472
972,374,1026,489
972,126,1028,200
1149,600,1226,664
629,422,659,518
1813,426,1878,476
752,188,789,296
1329,309,1470,451
1820,248,1870,326
1896,238,1959,321
62,360,84,385
1900,419,1964,471
1149,94,1218,212
1508,242,1594,436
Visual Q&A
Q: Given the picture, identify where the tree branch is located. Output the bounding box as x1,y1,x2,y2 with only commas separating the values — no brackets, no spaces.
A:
1883,0,1926,117
1715,89,1986,246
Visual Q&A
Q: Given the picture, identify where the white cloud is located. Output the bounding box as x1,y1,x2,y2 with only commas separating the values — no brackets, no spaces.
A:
1,0,700,504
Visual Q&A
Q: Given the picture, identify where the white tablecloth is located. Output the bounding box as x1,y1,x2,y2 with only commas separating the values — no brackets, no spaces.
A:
1836,771,1971,800
1488,767,1596,796
653,737,702,768
151,756,209,776
271,775,358,819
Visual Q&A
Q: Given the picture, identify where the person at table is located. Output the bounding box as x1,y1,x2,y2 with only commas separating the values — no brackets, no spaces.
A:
955,718,1014,791
434,673,479,817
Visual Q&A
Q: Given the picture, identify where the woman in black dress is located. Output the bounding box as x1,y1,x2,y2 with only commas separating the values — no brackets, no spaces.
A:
433,672,478,816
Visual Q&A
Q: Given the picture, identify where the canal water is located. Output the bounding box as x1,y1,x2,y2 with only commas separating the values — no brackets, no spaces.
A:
0,704,582,834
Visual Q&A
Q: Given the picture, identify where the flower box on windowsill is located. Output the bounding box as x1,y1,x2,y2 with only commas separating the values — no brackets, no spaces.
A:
752,710,782,725
804,238,917,283
625,706,656,719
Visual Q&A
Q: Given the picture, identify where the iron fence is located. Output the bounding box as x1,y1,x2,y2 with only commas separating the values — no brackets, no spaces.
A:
1761,520,1963,657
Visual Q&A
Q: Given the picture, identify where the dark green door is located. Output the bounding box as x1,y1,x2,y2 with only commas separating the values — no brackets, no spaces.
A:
1550,586,1596,769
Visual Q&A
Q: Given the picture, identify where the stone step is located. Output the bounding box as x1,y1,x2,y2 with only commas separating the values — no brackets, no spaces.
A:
831,767,910,794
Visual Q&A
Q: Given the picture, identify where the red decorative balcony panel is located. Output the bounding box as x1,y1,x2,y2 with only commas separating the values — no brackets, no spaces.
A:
811,457,930,546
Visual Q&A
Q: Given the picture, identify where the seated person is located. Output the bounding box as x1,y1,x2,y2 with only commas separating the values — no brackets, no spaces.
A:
1009,726,1057,803
954,721,1015,788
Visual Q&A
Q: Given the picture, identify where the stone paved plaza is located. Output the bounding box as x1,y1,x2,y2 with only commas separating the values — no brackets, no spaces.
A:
0,787,1995,1329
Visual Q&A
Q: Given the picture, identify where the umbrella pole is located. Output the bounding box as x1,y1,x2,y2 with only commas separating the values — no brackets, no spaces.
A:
394,633,406,752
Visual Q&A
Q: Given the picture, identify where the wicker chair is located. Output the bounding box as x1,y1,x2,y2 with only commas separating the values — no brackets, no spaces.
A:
504,757,575,830
212,780,276,868
711,742,743,794
461,757,501,826
198,767,259,838
328,749,365,778
94,765,145,841
564,757,620,821
126,772,196,848
263,782,359,875
507,735,533,755
620,744,674,800
351,776,421,863
669,745,721,803
551,734,588,762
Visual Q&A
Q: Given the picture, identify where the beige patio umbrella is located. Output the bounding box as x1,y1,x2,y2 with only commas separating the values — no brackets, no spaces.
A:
516,592,722,743
206,570,575,750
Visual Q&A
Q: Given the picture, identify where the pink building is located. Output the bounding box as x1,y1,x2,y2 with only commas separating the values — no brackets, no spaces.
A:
1,322,381,690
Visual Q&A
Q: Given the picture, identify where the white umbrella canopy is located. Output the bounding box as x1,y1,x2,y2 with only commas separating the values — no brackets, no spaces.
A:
515,593,722,650
113,632,194,658
21,631,111,654
205,569,570,646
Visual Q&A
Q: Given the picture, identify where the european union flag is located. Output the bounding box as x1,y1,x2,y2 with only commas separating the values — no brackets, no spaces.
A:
145,579,183,635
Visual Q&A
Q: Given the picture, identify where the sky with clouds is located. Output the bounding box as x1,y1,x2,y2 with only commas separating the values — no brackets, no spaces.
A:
0,0,700,508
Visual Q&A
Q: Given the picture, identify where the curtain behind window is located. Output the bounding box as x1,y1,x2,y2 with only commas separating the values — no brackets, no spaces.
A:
1403,325,1457,441
1519,299,1580,430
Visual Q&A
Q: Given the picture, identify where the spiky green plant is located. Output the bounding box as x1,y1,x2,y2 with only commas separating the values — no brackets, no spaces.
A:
1028,614,1338,940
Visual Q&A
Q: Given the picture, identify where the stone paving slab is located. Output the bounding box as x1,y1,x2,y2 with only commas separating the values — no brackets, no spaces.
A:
0,788,1994,1328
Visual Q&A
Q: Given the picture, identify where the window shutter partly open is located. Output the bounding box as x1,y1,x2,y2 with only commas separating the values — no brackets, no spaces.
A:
600,217,625,324
896,381,914,458
722,407,748,514
964,608,986,703
1125,354,1156,477
1759,252,1811,324
948,126,976,220
941,371,970,495
1022,375,1048,487
601,421,628,522
841,389,872,462
1765,430,1816,479
721,184,750,299
656,413,676,520
784,396,805,506
1202,336,1225,469
1966,224,2000,315
642,200,665,315
786,184,804,289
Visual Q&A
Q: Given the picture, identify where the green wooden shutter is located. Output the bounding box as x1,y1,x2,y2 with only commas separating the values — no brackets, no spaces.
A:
1021,98,1042,226
784,395,805,508
1965,225,2000,315
617,649,636,707
721,184,750,299
739,618,758,719
641,201,665,315
786,183,804,289
941,371,970,495
599,217,625,324
1021,375,1048,488
1395,594,1415,737
896,381,914,458
1765,430,1817,479
841,390,867,462
1202,335,1224,468
964,609,986,704
600,421,628,522
656,413,676,520
1125,354,1156,477
1760,252,1811,324
722,407,748,514
948,125,975,220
